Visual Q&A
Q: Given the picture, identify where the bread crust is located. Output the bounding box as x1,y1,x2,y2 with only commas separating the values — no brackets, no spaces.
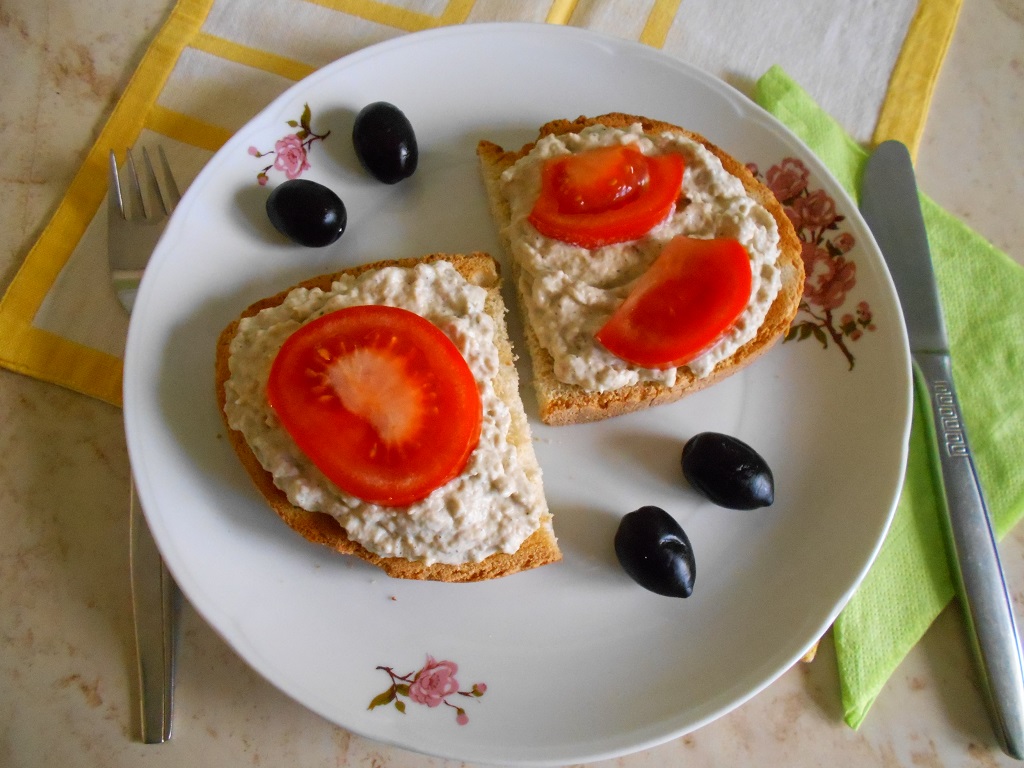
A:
215,252,560,581
477,113,804,425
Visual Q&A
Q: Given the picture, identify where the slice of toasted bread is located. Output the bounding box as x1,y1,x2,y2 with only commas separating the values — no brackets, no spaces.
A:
216,252,560,581
477,113,804,426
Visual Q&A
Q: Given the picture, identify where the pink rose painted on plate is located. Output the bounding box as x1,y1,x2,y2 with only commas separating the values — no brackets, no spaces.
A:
748,157,877,369
249,103,330,185
369,655,487,725
270,134,310,179
408,656,460,707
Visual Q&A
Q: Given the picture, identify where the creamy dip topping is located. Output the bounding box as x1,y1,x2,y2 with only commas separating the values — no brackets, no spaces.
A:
500,123,783,390
223,261,545,566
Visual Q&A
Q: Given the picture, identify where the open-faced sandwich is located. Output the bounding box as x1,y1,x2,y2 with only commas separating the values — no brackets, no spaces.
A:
477,113,804,425
216,252,560,581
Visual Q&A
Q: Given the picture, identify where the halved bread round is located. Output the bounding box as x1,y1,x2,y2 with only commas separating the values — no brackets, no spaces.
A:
215,252,560,581
477,113,804,426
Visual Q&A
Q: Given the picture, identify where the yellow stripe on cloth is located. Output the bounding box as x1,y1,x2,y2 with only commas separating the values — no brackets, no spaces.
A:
0,332,122,408
545,0,579,25
191,31,317,81
873,0,963,160
145,105,234,153
545,0,680,44
298,0,476,31
640,0,682,48
0,0,215,406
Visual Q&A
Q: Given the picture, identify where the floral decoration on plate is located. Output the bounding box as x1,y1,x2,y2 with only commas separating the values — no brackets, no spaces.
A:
248,103,330,185
748,157,876,369
369,655,487,725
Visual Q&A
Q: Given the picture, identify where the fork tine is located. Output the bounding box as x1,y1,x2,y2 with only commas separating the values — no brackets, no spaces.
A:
156,146,182,212
141,147,168,217
108,150,126,219
125,148,149,220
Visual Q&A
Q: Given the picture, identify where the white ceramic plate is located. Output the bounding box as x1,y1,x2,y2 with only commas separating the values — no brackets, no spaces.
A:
124,23,912,766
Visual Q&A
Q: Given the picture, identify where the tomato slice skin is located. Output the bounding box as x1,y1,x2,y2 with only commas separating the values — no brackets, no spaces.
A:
266,305,482,507
528,145,685,249
595,236,753,369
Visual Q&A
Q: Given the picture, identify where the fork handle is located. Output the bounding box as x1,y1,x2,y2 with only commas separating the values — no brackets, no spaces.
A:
129,481,176,743
914,352,1024,758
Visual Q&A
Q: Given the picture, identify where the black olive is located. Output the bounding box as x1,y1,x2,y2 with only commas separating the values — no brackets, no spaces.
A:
614,506,695,598
681,432,774,510
265,179,346,247
352,102,418,184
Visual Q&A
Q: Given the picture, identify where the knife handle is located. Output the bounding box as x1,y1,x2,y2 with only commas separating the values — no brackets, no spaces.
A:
914,352,1024,758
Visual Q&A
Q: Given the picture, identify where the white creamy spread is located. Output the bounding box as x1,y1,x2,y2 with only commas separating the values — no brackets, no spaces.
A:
223,261,545,566
500,123,783,390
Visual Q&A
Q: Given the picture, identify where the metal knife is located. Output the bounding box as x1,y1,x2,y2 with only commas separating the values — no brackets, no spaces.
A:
860,139,1024,759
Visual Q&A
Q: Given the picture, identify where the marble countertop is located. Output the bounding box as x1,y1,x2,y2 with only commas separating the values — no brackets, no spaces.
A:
3,0,1023,766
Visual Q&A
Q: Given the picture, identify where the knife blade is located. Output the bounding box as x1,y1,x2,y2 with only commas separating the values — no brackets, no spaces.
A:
860,139,1024,759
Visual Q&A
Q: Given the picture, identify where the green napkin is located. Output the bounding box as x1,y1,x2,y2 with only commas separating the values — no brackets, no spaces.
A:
755,65,1024,728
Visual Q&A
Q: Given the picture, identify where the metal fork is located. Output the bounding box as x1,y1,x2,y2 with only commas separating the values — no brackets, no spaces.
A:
108,147,180,312
108,146,181,743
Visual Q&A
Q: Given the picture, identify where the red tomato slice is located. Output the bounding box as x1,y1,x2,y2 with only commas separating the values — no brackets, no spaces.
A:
266,305,482,507
528,145,685,248
595,236,753,369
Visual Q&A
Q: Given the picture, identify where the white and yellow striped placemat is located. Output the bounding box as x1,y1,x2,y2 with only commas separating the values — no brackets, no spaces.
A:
0,0,961,406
